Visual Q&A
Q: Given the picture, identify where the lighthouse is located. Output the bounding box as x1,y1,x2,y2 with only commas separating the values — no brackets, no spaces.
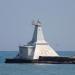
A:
5,20,75,64
16,20,59,60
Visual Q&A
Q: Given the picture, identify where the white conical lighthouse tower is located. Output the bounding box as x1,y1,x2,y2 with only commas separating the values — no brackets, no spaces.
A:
17,20,59,60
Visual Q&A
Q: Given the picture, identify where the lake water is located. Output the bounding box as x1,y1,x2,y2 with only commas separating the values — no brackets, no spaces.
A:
0,51,75,75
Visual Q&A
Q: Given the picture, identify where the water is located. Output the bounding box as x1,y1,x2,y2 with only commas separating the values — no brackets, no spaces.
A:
0,51,75,75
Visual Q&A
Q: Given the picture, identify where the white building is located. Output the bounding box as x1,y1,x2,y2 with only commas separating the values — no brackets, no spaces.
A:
16,20,59,60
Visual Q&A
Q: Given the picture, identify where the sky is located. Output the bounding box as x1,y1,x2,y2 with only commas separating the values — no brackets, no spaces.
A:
0,0,75,51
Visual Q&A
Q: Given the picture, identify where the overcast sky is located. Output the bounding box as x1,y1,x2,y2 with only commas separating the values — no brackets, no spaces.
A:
0,0,75,51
